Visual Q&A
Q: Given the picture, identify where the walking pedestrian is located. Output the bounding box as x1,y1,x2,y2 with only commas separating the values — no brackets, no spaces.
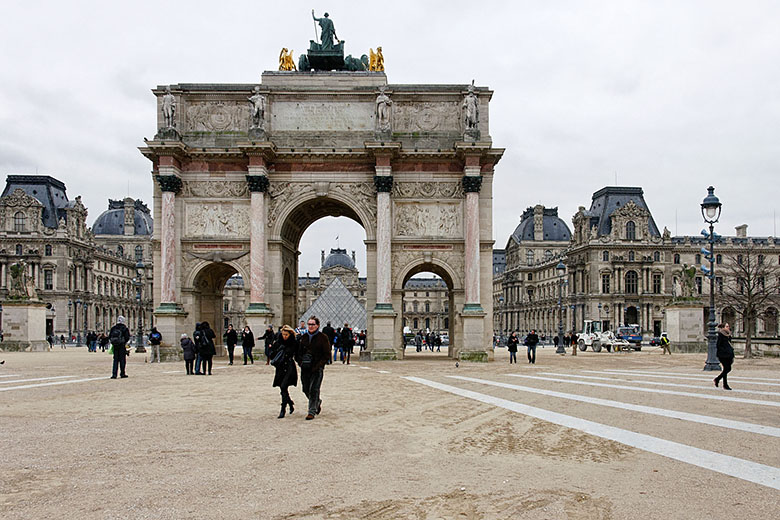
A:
109,316,131,379
262,325,274,365
99,333,109,352
525,329,539,364
149,327,162,363
414,332,422,353
296,315,330,420
181,333,197,375
714,323,735,390
225,324,238,365
507,331,519,364
241,325,255,365
339,322,353,364
270,325,298,418
60,334,66,349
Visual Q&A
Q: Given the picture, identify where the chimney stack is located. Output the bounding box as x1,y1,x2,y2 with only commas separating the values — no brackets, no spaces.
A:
735,224,748,238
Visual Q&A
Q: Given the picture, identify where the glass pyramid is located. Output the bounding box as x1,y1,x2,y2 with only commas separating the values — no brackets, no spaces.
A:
298,277,367,331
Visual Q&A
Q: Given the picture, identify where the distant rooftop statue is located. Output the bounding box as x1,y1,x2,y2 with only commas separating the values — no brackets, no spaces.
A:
312,10,339,50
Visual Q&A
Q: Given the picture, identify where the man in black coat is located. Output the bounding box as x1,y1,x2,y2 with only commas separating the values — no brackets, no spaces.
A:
525,329,540,364
322,321,336,364
297,315,331,420
109,316,131,379
225,324,238,365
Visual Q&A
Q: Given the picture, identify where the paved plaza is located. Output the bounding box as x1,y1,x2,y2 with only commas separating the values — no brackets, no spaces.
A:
1,349,778,519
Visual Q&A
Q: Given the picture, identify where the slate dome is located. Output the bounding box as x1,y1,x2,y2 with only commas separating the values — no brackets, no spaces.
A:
322,248,355,269
511,207,571,243
92,199,153,236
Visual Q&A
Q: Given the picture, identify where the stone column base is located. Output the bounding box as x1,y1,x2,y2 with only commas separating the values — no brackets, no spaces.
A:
158,345,184,362
361,349,397,361
459,311,490,362
153,305,188,362
0,340,50,352
368,306,398,361
1,300,48,352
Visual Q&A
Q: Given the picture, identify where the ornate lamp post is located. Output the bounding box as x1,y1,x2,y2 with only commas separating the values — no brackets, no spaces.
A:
556,261,566,354
83,301,88,349
74,298,82,345
701,186,722,371
598,302,602,329
67,299,72,344
134,260,146,353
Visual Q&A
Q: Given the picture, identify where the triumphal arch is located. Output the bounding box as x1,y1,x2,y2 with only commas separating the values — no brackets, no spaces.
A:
141,51,502,361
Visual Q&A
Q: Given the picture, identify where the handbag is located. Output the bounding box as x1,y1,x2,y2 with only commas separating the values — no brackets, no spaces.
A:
270,348,285,367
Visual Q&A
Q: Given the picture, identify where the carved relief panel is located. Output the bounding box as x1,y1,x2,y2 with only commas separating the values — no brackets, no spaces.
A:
181,181,249,198
184,102,251,132
393,101,461,133
185,203,250,238
393,202,462,238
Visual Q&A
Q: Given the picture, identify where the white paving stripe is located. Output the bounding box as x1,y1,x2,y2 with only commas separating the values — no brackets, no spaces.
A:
448,375,780,438
0,377,110,392
0,375,75,385
377,370,391,374
507,374,780,407
541,372,780,398
0,374,21,378
609,369,780,383
163,370,183,374
596,370,780,387
406,376,780,491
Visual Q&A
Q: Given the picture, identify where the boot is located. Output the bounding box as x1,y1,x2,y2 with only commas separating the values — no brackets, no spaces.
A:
277,404,286,419
288,400,294,415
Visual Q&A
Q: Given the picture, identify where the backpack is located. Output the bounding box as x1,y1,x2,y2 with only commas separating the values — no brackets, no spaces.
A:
109,326,124,347
150,331,162,345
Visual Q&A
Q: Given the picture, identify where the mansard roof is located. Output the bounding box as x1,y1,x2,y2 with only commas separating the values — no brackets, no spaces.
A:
92,198,153,236
1,175,70,229
586,186,661,238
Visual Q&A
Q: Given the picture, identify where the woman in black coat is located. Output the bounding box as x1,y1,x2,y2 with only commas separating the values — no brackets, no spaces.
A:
714,322,735,390
262,326,275,365
506,332,519,364
269,324,299,418
241,326,255,365
197,321,217,375
180,333,197,375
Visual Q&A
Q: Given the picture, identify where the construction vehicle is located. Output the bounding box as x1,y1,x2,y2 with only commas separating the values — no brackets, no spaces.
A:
576,320,631,352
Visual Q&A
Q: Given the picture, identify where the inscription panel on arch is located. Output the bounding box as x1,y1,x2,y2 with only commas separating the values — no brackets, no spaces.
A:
271,100,374,132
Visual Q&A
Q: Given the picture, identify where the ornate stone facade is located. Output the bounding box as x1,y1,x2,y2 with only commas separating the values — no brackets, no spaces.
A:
142,72,503,361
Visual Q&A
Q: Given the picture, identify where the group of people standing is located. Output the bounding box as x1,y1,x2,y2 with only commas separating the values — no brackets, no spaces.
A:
412,331,443,352
224,324,256,366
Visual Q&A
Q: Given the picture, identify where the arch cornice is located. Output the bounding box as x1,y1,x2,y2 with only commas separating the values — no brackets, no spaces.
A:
394,257,461,292
183,258,249,290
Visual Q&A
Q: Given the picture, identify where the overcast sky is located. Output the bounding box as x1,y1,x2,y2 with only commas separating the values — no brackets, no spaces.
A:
2,1,778,278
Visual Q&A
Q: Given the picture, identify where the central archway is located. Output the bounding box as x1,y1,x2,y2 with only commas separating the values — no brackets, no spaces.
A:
267,190,373,340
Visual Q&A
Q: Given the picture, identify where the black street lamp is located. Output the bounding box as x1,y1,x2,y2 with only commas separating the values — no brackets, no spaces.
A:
75,298,82,345
134,260,146,353
701,186,722,371
67,299,72,343
556,261,566,354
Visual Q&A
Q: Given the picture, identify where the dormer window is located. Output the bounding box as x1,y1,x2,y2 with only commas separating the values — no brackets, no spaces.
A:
626,221,636,240
14,211,26,232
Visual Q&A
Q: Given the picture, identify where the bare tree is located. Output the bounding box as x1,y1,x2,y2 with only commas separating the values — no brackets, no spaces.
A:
718,243,780,358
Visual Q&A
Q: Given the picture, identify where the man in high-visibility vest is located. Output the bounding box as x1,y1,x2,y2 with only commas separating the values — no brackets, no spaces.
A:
660,334,671,355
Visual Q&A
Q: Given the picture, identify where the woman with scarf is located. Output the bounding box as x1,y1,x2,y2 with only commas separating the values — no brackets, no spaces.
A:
269,325,299,418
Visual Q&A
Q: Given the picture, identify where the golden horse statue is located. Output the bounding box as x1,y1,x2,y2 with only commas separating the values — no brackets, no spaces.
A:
278,48,297,71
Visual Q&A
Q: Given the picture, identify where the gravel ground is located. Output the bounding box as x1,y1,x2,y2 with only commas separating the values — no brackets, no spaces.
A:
1,347,778,519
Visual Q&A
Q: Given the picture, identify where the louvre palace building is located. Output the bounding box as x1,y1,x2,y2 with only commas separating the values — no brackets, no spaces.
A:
0,175,153,341
493,186,780,342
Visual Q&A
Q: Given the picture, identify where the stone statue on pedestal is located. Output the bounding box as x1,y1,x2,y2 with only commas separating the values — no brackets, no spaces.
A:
162,86,176,128
8,261,37,300
375,86,392,136
462,81,480,140
248,86,266,139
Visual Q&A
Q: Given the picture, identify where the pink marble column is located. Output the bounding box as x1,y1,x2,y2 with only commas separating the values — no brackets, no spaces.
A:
462,166,482,308
250,190,266,303
246,173,270,310
156,174,182,305
374,168,393,309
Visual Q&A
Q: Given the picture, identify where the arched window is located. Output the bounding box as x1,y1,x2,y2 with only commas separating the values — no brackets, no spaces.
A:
653,251,660,262
625,270,638,294
117,245,124,257
626,221,636,240
425,302,430,312
13,211,26,232
135,245,143,262
45,244,53,256
628,251,635,262
695,254,701,264
544,250,552,261
15,244,23,255
526,250,534,265
673,253,680,264
602,251,609,262
716,254,722,264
